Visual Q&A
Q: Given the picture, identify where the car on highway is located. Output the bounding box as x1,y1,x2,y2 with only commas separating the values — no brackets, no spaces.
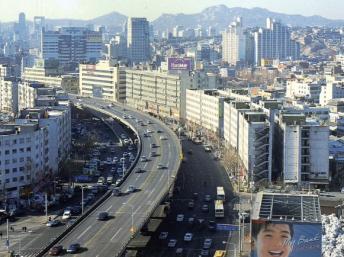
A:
147,120,153,124
62,210,72,220
168,239,177,247
160,136,167,140
150,151,157,157
112,187,122,196
107,176,114,184
157,129,163,133
176,248,184,255
159,231,168,240
67,243,81,253
115,178,122,185
204,145,212,152
151,143,157,148
201,204,209,212
49,245,63,256
135,168,145,173
157,164,167,169
176,214,184,222
187,149,193,154
184,233,193,242
126,185,137,193
146,129,153,133
203,238,212,249
46,220,61,227
97,212,109,221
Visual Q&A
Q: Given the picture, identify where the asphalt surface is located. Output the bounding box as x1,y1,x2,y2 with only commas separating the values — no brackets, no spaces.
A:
140,139,240,257
41,98,182,257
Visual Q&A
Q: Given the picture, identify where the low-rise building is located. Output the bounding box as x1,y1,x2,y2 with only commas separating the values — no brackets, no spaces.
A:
79,61,126,103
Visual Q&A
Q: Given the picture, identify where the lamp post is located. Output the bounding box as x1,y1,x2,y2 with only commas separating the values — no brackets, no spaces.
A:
81,185,86,215
122,203,134,236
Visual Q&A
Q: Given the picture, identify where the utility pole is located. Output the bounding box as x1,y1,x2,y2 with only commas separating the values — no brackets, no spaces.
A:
45,193,48,221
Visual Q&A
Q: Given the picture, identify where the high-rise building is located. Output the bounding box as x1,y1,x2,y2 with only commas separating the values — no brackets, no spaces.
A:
42,27,102,65
222,17,246,66
17,12,27,41
33,16,45,50
126,18,150,63
254,18,300,66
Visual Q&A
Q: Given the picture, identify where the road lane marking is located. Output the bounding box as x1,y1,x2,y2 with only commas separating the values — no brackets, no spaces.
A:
105,205,113,212
110,228,123,241
77,225,92,239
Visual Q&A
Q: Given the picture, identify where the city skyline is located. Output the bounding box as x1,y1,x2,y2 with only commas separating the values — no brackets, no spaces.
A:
0,0,343,22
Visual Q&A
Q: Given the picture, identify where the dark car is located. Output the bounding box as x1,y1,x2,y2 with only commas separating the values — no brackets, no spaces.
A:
188,201,195,209
67,243,80,253
49,245,63,256
97,212,109,221
187,149,193,155
201,204,209,212
193,192,198,199
208,221,216,231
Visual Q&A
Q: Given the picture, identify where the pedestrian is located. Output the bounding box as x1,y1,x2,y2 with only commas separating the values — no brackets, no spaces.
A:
24,226,27,232
10,226,14,232
0,231,2,239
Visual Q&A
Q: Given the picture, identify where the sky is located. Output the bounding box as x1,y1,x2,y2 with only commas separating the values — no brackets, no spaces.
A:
0,0,343,22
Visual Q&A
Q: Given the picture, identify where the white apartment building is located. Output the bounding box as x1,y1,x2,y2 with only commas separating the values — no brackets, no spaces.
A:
274,113,329,186
16,105,71,173
223,100,272,185
0,77,19,114
237,111,272,184
79,61,126,103
0,123,48,199
126,69,215,121
186,89,226,136
286,78,323,103
222,17,247,66
319,76,344,106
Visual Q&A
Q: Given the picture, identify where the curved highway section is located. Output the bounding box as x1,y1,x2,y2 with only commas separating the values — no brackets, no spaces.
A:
44,97,182,257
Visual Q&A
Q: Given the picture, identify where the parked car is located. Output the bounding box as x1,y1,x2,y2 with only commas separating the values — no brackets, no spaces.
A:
184,233,193,242
62,210,72,220
168,239,177,247
176,214,184,222
203,238,212,249
159,231,169,240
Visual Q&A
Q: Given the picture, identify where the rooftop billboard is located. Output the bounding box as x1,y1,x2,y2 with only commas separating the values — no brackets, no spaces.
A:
167,57,192,71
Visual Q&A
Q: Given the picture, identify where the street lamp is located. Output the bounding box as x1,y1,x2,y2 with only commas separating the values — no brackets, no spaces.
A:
239,212,250,253
81,185,87,215
122,202,135,236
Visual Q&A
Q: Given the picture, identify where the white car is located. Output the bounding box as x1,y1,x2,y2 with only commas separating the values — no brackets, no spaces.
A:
140,156,148,162
159,231,168,240
160,136,167,140
62,210,72,220
184,233,193,242
168,239,177,247
176,214,184,222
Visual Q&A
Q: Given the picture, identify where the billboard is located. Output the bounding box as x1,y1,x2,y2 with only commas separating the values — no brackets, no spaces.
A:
167,57,192,71
251,220,321,257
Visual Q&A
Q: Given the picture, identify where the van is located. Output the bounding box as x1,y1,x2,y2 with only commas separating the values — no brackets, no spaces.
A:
97,177,105,185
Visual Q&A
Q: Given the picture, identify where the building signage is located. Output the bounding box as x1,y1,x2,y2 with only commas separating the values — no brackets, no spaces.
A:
168,58,192,71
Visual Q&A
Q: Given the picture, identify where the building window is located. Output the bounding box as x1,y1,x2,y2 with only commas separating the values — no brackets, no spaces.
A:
13,168,17,173
5,150,9,155
19,148,24,153
20,176,24,181
12,139,17,145
12,177,17,182
26,147,31,152
19,167,24,172
5,169,9,174
5,179,9,183
26,138,31,143
19,138,24,144
26,175,30,180
12,159,17,164
19,157,24,163
12,149,17,154
5,160,10,165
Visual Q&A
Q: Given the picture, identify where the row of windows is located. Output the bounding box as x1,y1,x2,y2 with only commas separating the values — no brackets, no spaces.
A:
0,147,32,155
0,175,31,184
0,137,32,146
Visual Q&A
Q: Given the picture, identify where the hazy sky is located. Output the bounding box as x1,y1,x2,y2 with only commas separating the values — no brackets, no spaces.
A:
0,0,343,22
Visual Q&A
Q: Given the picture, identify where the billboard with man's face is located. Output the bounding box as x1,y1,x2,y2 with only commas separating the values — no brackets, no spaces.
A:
251,220,321,257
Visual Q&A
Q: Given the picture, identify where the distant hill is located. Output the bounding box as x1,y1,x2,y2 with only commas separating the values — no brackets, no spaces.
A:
151,5,344,31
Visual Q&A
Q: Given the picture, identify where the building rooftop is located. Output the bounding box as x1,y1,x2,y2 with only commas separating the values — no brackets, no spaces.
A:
252,191,321,223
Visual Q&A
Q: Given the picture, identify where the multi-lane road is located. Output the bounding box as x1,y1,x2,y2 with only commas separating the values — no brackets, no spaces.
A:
40,97,182,256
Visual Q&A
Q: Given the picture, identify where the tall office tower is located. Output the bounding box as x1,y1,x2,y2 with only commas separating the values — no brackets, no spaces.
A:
33,16,46,50
42,27,102,65
17,12,27,41
254,18,300,66
222,17,247,66
126,18,150,63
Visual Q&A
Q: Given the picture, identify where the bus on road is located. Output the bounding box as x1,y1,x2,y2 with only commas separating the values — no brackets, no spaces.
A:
216,186,225,201
214,200,224,218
